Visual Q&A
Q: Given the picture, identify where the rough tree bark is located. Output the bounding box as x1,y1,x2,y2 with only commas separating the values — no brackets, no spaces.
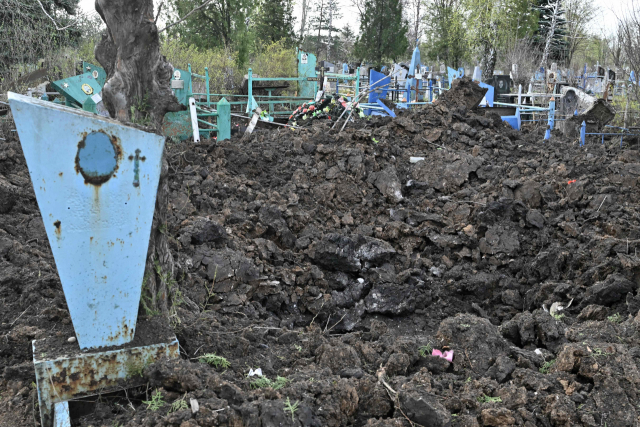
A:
299,0,308,41
480,21,498,81
95,0,183,125
539,0,560,72
94,0,184,316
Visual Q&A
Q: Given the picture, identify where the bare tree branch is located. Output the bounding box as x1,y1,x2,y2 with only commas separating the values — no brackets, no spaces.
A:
159,0,214,33
155,1,164,24
36,0,76,31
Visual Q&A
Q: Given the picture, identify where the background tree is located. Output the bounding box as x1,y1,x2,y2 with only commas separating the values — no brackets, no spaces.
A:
347,0,367,21
617,3,640,101
336,25,357,63
500,37,541,86
165,0,253,52
354,0,408,67
464,0,502,79
305,0,343,61
423,0,467,68
255,0,296,46
563,0,597,67
299,0,309,40
404,0,423,53
465,0,535,79
0,0,81,81
609,22,626,69
533,0,568,65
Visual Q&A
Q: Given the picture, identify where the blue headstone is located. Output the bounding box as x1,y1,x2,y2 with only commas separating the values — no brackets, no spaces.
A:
478,82,494,107
9,92,166,350
298,50,317,99
406,46,423,101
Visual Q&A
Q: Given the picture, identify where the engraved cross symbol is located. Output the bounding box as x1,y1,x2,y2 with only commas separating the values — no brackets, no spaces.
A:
129,149,141,187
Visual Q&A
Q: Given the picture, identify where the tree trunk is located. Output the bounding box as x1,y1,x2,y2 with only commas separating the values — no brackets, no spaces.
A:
414,0,420,50
326,0,333,61
300,0,308,40
316,0,325,57
95,0,183,125
540,1,559,72
480,20,497,81
95,0,183,316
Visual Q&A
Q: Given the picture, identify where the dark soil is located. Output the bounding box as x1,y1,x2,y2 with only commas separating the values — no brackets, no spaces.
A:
3,78,640,426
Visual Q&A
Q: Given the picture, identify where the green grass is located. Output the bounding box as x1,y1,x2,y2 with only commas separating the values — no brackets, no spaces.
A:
250,376,289,390
168,394,189,413
284,397,300,422
539,359,556,374
142,390,165,411
477,394,502,404
592,348,613,358
198,353,231,370
418,343,433,358
607,313,623,323
551,313,565,321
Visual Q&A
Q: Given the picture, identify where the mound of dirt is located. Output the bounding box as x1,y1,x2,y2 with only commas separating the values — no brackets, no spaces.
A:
2,79,640,426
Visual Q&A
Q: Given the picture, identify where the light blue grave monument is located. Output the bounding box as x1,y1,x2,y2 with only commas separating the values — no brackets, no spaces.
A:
8,92,179,427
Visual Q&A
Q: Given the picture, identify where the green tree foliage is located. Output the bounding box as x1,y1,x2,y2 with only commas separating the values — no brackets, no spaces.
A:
335,25,357,63
0,0,81,78
533,0,568,63
165,0,253,53
563,0,597,67
303,0,343,60
254,0,296,46
464,0,537,79
354,0,408,68
423,0,467,68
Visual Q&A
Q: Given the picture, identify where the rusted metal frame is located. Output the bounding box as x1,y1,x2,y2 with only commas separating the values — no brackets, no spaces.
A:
34,337,179,427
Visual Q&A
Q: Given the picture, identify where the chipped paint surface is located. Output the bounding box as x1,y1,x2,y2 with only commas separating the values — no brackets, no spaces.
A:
8,92,165,350
74,131,123,186
33,337,179,427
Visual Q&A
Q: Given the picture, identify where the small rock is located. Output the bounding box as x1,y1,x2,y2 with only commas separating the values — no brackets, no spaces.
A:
369,319,388,339
501,290,523,309
577,304,608,321
526,209,545,228
486,355,516,383
583,274,634,306
68,337,76,343
422,355,451,374
480,408,515,426
342,212,354,225
372,166,403,203
442,255,454,269
384,353,411,376
398,389,451,427
463,224,475,236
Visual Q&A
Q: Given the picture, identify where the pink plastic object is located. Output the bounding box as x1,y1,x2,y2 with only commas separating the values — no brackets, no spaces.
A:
432,349,454,362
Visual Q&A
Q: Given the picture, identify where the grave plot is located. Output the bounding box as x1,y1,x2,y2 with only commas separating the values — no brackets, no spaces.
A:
3,78,640,427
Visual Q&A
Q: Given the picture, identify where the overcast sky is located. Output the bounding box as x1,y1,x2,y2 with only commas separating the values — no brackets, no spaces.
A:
79,0,622,37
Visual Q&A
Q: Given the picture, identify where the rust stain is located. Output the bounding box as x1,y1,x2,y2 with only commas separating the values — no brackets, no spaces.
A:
93,185,100,208
58,172,63,177
75,130,123,186
53,220,61,237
